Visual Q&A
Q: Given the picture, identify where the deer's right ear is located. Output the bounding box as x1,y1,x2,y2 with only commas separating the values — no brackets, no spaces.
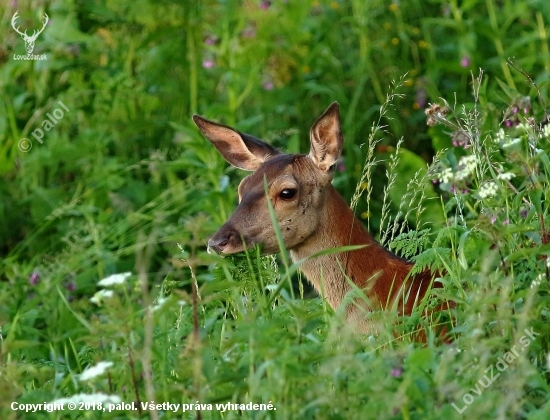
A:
308,102,343,172
193,115,279,171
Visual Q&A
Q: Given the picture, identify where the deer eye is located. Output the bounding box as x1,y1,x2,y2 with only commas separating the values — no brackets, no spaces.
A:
279,188,297,200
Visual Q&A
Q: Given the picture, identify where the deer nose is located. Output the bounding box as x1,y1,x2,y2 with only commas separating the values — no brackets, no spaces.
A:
208,235,231,253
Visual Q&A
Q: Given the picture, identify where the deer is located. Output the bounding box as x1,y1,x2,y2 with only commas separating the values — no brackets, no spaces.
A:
192,102,450,336
11,11,49,54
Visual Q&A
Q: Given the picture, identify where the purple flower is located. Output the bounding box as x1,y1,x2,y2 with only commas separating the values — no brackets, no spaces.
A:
202,59,214,69
520,208,528,218
390,367,403,378
259,1,271,10
204,36,216,46
490,215,496,224
338,163,346,172
29,272,40,286
460,55,470,68
263,81,274,91
503,219,510,226
415,87,426,109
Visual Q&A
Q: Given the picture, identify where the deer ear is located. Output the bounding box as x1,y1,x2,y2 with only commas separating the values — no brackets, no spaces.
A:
193,115,280,171
308,102,343,172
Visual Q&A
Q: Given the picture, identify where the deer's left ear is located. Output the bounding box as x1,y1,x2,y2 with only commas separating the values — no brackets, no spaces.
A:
308,102,343,172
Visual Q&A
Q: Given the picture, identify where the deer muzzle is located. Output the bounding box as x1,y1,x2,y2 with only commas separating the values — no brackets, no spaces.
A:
207,223,244,254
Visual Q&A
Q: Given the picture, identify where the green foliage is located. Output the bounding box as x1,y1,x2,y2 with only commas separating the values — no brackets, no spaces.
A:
389,228,432,259
1,0,550,419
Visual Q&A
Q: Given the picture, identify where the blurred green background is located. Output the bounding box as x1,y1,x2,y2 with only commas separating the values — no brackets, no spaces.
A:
1,0,549,269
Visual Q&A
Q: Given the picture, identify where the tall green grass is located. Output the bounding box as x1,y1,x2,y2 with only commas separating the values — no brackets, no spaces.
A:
1,0,550,419
2,77,549,419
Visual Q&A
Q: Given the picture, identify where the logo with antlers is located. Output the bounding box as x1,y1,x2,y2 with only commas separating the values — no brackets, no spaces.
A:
11,11,49,54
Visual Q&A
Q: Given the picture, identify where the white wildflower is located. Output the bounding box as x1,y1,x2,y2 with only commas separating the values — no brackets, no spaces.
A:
543,124,550,138
531,273,545,289
455,155,478,181
51,393,121,405
478,181,498,199
497,172,515,181
440,167,454,184
516,123,528,131
98,272,131,287
153,297,167,311
496,129,506,142
90,289,113,305
79,361,114,381
462,155,478,169
502,137,521,148
454,170,467,181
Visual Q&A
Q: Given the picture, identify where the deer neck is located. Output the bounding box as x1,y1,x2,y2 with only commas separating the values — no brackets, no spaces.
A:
289,186,413,312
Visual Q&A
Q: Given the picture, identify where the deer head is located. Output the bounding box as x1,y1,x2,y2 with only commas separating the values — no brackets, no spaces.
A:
193,102,343,255
12,11,49,54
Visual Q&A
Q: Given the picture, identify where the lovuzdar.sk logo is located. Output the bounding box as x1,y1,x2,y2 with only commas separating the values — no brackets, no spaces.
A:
11,10,48,60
